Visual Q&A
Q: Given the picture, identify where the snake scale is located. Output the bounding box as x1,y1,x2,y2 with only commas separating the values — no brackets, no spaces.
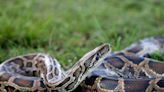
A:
0,36,164,92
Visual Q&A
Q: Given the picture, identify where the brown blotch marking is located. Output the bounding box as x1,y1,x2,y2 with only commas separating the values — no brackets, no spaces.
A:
122,54,144,65
13,78,34,87
73,66,82,78
33,71,38,76
124,79,149,91
54,67,59,76
100,78,118,90
126,45,142,54
84,59,92,69
66,66,83,90
148,60,164,74
4,86,16,92
65,82,76,91
26,62,33,67
24,54,37,60
0,73,12,82
105,56,125,69
48,73,53,79
84,55,94,70
9,58,24,69
56,77,70,87
49,65,53,71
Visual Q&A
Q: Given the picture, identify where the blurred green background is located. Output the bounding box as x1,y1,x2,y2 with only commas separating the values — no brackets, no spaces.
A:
0,0,164,67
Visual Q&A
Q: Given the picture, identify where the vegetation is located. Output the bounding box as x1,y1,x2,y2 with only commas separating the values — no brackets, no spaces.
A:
0,0,164,67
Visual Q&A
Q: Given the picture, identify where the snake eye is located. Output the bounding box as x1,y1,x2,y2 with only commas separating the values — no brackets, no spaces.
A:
96,53,101,60
96,56,99,61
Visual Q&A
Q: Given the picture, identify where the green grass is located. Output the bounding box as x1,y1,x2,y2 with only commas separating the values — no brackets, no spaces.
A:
0,0,164,67
149,52,164,61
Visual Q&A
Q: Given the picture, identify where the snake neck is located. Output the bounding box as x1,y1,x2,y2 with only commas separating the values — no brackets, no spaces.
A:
46,44,111,92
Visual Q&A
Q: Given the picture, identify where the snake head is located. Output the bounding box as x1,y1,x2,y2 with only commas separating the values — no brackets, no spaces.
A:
80,43,111,69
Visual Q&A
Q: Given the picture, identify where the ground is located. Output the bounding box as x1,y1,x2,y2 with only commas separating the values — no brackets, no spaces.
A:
0,0,164,68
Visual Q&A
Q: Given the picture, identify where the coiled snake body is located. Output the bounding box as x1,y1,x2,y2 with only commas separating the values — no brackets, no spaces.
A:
0,36,164,92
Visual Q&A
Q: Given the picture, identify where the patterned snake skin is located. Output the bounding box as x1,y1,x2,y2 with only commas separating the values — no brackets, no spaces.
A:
0,44,110,92
77,36,164,92
0,36,164,92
